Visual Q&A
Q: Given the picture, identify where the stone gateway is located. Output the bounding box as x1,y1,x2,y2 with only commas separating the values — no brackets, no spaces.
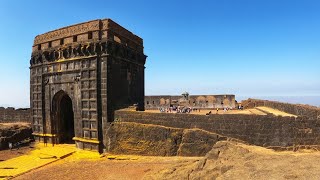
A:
30,19,147,152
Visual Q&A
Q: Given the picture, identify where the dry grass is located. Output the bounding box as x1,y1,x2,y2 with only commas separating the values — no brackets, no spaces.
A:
144,141,320,180
255,106,297,117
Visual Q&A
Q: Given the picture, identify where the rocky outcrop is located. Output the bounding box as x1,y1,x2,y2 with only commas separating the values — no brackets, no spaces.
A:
115,110,320,151
106,122,227,156
0,123,33,150
144,141,320,179
177,129,227,156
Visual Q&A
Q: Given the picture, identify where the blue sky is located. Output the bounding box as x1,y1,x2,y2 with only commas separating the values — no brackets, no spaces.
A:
0,0,319,107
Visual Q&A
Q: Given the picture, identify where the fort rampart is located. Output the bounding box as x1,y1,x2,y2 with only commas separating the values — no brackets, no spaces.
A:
145,94,236,109
242,99,320,119
114,110,320,151
0,107,31,123
0,123,33,150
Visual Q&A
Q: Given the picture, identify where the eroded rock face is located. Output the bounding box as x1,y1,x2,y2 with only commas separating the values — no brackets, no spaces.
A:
144,141,320,180
0,123,33,150
177,129,227,156
106,122,227,156
106,122,183,156
143,141,249,180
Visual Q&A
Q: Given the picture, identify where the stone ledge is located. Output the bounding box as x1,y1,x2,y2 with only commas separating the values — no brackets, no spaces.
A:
72,137,99,144
32,133,57,137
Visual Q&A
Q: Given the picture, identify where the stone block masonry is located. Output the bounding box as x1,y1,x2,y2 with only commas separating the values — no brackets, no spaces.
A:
0,123,32,150
30,19,147,152
145,94,236,109
0,107,31,123
106,122,228,156
242,99,320,119
114,110,320,151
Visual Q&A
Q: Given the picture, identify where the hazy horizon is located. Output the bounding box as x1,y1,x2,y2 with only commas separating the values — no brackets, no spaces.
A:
1,95,319,108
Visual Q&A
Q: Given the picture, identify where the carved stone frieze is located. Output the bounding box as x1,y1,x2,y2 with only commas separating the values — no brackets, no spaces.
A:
30,41,146,66
34,20,100,45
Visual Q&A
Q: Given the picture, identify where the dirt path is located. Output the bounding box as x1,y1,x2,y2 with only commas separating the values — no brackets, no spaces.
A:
13,156,200,180
0,144,34,161
12,141,320,180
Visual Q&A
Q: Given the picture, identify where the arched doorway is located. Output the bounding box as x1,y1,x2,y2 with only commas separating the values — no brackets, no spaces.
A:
52,91,75,144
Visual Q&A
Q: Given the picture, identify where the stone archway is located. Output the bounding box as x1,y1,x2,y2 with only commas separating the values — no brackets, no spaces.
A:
51,90,75,144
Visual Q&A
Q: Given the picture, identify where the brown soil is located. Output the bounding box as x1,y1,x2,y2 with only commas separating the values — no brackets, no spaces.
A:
0,143,35,161
145,141,320,180
12,141,320,180
13,156,199,180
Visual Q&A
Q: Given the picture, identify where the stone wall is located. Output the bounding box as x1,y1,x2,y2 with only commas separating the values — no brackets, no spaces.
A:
0,107,31,123
114,110,320,151
0,123,33,150
106,122,228,156
242,99,320,119
30,18,147,152
145,94,236,109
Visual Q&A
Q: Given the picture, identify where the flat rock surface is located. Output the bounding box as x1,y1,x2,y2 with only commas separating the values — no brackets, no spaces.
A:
12,141,320,180
14,155,199,180
144,107,291,116
0,144,76,179
145,141,320,180
255,106,297,117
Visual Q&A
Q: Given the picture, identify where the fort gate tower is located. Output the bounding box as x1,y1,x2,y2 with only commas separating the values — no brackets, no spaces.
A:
30,19,147,152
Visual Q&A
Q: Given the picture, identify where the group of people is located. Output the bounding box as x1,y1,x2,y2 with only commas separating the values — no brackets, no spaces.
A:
237,105,244,110
211,107,232,115
159,106,200,114
159,105,243,115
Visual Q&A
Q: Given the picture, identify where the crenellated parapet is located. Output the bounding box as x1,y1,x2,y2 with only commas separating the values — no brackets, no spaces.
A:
32,19,143,53
33,20,100,46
